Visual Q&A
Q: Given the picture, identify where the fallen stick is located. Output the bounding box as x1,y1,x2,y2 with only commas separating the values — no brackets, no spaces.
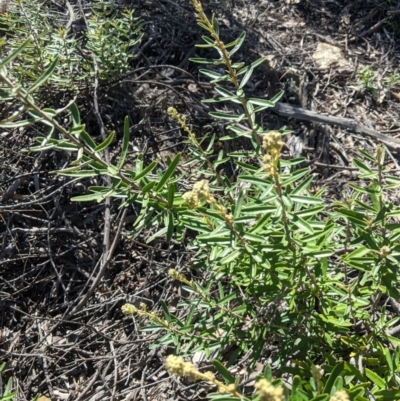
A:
271,102,400,146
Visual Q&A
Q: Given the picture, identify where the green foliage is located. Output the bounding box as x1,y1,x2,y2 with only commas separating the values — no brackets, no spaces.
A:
1,0,400,400
358,66,400,98
0,363,16,401
0,0,142,93
0,363,42,401
383,71,400,89
84,1,143,81
357,66,377,96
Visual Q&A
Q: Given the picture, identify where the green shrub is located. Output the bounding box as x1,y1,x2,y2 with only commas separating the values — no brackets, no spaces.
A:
1,0,400,400
0,0,142,94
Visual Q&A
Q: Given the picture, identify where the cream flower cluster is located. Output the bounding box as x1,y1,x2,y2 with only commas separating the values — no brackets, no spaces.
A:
255,379,284,401
329,390,350,401
165,355,240,397
262,131,284,177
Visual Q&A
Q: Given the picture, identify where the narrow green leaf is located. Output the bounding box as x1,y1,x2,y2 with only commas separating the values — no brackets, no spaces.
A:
305,250,333,258
234,190,244,219
238,175,272,187
241,205,277,215
385,176,400,189
167,184,175,209
146,226,168,243
200,35,214,45
140,181,155,194
353,158,374,175
185,304,196,327
213,360,235,384
166,213,174,242
290,195,323,204
365,368,385,389
293,216,314,234
219,292,237,305
196,39,214,47
387,334,400,347
4,377,12,396
0,39,30,68
212,13,219,35
225,125,253,138
54,141,79,151
71,193,106,202
209,111,242,121
71,147,84,165
94,131,115,152
215,86,242,102
134,160,158,181
202,96,235,104
248,97,274,107
160,300,172,322
323,361,344,394
358,149,375,162
262,365,272,381
245,244,264,263
70,102,81,126
27,57,58,93
382,345,394,375
190,57,222,64
290,175,314,195
155,153,181,191
0,116,41,128
229,32,246,56
294,205,325,218
348,183,378,195
219,249,242,264
0,392,17,400
196,21,212,32
239,66,254,88
244,232,269,242
117,116,130,169
334,208,366,226
345,246,371,259
80,131,97,150
237,57,265,76
280,169,309,185
200,68,223,79
56,170,103,177
268,90,284,103
107,165,119,176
